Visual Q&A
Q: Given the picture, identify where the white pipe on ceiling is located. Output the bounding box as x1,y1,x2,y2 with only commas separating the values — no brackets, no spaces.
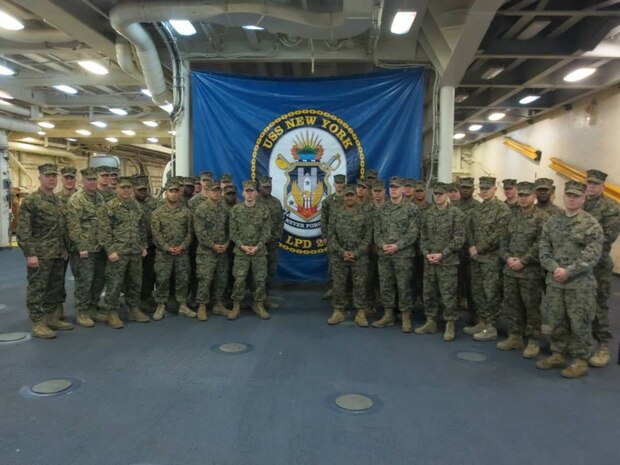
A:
116,38,144,81
0,101,32,117
0,28,73,43
0,115,39,133
8,141,80,160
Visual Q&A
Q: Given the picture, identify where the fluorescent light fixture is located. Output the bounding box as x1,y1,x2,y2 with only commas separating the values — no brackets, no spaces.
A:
146,137,159,143
391,11,417,35
563,67,596,82
488,112,506,121
0,90,12,99
38,121,55,129
22,137,36,143
121,129,136,136
77,60,109,75
453,133,466,140
168,130,176,136
0,64,15,76
105,137,118,143
142,120,158,127
141,88,152,97
0,99,12,106
53,84,78,95
519,95,540,105
76,129,91,136
455,94,469,103
37,131,46,136
159,103,173,113
468,124,483,131
517,20,551,40
109,107,128,116
242,25,264,31
0,10,24,31
481,67,504,80
169,20,196,36
91,121,107,128
66,137,77,142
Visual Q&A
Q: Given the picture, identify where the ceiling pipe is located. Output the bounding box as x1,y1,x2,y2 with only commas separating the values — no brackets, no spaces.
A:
0,115,39,133
8,141,80,160
0,27,73,43
0,101,33,117
116,38,145,82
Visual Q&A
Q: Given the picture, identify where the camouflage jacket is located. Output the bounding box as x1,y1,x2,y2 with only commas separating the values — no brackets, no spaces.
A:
98,188,116,202
467,198,510,263
539,210,603,289
454,197,481,213
259,195,284,242
151,203,192,253
328,205,372,262
320,192,344,239
188,193,209,213
413,199,432,211
500,206,548,278
57,189,78,209
136,196,160,246
66,190,105,253
420,204,465,266
374,200,419,258
193,200,229,254
505,200,520,212
222,197,240,211
229,202,271,255
584,194,620,262
17,190,67,258
536,201,563,216
99,198,147,255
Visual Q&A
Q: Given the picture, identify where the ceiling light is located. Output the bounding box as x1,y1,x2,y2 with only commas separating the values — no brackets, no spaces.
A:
468,124,483,131
141,88,152,97
53,84,78,95
76,129,91,136
77,60,109,75
519,95,540,105
563,67,596,82
37,131,46,136
390,11,417,35
146,137,159,143
22,137,37,143
517,20,551,40
481,67,504,80
121,129,136,136
453,133,466,140
169,20,196,36
0,90,12,99
66,137,77,142
0,10,24,31
488,112,506,121
168,130,176,136
142,120,158,127
0,99,12,106
38,121,55,129
159,103,173,113
109,107,128,116
242,25,265,31
455,94,469,103
105,137,118,143
0,64,15,76
91,121,107,128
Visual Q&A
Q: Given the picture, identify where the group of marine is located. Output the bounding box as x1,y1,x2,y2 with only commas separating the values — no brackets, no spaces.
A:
15,163,619,379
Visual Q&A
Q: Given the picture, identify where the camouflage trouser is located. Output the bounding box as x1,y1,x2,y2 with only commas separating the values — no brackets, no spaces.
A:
378,256,413,312
232,253,267,302
188,239,198,302
470,259,503,325
423,263,459,321
26,257,65,322
592,258,613,343
196,250,229,304
458,251,476,314
547,286,596,359
154,251,189,304
331,256,368,310
141,245,156,302
412,254,424,302
367,249,381,308
103,253,142,311
266,240,279,288
503,275,543,338
70,251,106,314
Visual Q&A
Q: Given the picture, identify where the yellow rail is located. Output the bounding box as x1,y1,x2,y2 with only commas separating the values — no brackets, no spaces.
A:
549,157,620,203
503,137,541,161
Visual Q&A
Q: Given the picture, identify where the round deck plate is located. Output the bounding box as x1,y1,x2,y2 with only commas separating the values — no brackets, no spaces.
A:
31,379,72,395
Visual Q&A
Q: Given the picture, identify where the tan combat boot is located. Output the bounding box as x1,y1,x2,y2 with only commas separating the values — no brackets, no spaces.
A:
414,317,437,335
473,324,497,341
153,304,166,321
443,321,456,341
31,321,57,339
46,312,74,331
253,302,270,320
76,312,95,328
128,306,150,323
463,320,485,335
89,305,109,323
55,304,65,321
354,309,369,327
372,308,395,328
227,301,242,320
561,359,588,379
327,307,346,325
496,334,525,351
522,338,540,359
589,343,610,367
178,303,197,318
536,352,566,370
197,304,208,321
212,301,230,316
107,311,124,329
401,311,413,333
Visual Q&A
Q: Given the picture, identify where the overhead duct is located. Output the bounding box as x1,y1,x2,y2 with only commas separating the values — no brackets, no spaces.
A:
116,38,145,82
0,116,39,133
8,141,80,160
0,101,33,118
0,27,74,43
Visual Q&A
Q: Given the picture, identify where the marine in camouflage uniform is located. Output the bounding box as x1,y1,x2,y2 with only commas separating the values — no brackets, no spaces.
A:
372,176,420,332
502,178,519,212
416,182,465,341
222,184,240,300
402,178,415,204
66,168,107,328
193,181,231,321
367,179,386,313
258,175,284,307
326,184,372,327
534,178,563,216
17,164,73,338
98,177,150,328
57,166,78,317
151,181,195,321
583,169,620,367
228,180,271,320
411,181,431,307
496,182,548,357
464,176,510,341
320,174,345,299
537,180,603,379
97,166,117,202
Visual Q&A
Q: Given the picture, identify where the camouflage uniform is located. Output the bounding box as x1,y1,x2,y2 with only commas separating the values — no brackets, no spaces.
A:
534,178,564,216
134,176,160,304
321,175,346,292
57,167,78,307
97,165,117,202
502,179,519,212
412,181,431,304
258,176,284,283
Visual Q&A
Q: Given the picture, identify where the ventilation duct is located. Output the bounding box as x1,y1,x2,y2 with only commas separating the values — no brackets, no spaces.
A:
0,116,39,133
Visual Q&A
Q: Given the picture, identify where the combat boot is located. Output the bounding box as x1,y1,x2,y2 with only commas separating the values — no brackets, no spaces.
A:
401,311,413,333
197,304,208,321
88,304,108,323
227,301,242,320
76,312,95,328
107,311,124,329
589,343,610,367
265,297,280,310
46,312,74,331
354,309,369,327
414,317,437,335
327,308,346,325
463,320,485,335
372,308,395,328
153,304,166,321
31,321,57,339
54,304,65,321
522,338,540,359
253,302,270,320
473,324,497,341
496,334,525,351
212,301,230,316
561,359,588,379
443,321,456,342
178,303,197,318
536,352,566,370
128,306,150,323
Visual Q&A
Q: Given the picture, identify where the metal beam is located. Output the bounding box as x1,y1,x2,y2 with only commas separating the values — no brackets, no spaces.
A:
10,73,140,87
43,95,154,108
